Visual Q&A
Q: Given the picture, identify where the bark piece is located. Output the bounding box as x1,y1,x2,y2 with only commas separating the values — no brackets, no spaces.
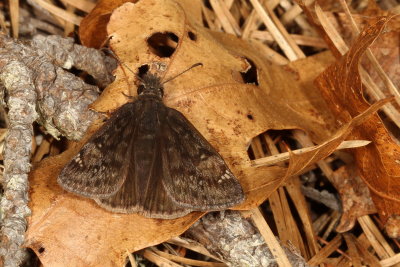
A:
0,37,38,267
0,32,114,266
187,211,308,267
0,34,102,140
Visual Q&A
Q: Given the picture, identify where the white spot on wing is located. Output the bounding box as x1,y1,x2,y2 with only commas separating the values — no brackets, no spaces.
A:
74,156,84,167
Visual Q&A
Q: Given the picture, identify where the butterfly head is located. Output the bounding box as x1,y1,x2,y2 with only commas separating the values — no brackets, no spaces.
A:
137,73,164,99
136,62,203,99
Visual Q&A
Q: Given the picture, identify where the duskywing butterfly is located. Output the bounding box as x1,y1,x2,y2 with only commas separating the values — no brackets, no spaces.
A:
58,63,245,219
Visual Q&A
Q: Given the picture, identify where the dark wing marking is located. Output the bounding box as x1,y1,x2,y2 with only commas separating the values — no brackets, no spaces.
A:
161,107,245,210
58,102,138,198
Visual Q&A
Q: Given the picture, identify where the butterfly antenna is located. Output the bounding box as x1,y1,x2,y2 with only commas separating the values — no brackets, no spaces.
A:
102,46,145,83
162,63,203,85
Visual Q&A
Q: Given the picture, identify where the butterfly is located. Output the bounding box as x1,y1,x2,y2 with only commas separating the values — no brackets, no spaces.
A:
57,63,245,219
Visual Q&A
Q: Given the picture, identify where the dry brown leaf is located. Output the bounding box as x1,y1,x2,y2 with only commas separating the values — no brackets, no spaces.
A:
25,0,393,265
283,98,391,180
82,0,339,210
364,29,400,98
26,150,202,267
332,165,377,233
79,0,203,48
79,0,134,48
314,17,400,233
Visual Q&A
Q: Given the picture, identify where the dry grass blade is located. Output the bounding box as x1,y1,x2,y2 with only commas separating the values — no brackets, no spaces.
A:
31,0,83,25
249,0,298,61
307,235,343,266
209,0,241,35
241,0,262,38
250,31,327,48
260,0,305,58
126,249,137,267
260,133,317,259
151,247,226,267
269,187,306,257
314,3,348,55
343,233,362,267
252,140,370,167
242,208,292,267
360,68,400,128
63,4,75,36
285,177,319,257
358,215,396,259
142,249,183,267
281,4,301,24
381,253,400,267
167,237,225,263
352,234,381,266
9,0,19,38
61,0,95,13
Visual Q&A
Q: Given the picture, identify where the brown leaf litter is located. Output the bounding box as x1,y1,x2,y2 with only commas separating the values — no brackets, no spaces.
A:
24,0,397,266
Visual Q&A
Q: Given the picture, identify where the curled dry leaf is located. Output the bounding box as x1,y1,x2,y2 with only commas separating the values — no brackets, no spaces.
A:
314,17,400,233
363,26,400,99
79,0,134,48
25,0,392,265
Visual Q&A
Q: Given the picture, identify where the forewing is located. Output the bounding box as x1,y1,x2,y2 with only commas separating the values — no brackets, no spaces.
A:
58,102,138,198
161,107,245,210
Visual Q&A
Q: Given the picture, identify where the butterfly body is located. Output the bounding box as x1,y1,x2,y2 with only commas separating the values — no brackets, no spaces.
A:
58,70,245,219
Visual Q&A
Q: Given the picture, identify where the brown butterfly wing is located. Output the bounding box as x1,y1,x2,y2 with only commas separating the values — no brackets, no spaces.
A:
160,107,245,210
95,100,191,218
59,97,244,218
95,139,191,219
57,102,138,198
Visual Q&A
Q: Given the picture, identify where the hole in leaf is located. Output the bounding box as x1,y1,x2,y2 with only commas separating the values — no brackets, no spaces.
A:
240,57,259,85
147,32,179,57
247,129,304,161
247,114,254,120
138,64,150,78
188,31,197,41
38,247,45,254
